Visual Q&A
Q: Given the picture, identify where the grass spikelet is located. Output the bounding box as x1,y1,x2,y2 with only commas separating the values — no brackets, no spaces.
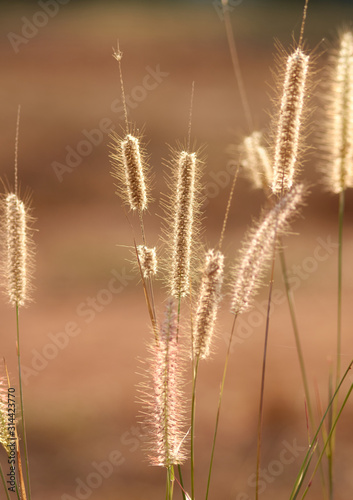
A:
323,30,353,193
137,245,157,279
140,300,187,467
165,149,202,299
1,192,34,307
272,48,310,194
240,131,272,190
193,249,224,360
230,183,306,315
110,130,150,212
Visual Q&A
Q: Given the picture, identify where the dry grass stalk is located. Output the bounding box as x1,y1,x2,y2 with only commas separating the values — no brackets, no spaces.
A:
272,48,309,194
141,300,187,467
324,30,353,193
193,249,224,360
231,183,306,315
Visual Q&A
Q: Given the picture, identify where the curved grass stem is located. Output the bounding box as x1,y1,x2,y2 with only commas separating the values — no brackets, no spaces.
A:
290,360,353,500
0,464,11,500
255,242,276,500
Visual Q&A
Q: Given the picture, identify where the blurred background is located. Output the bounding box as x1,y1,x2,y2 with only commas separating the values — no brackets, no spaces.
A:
1,0,353,499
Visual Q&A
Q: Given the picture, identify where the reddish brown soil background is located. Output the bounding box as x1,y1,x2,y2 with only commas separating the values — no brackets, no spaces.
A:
1,1,353,499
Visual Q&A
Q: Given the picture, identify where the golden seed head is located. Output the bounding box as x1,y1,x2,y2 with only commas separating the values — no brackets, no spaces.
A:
323,31,353,193
137,245,157,279
231,184,306,315
194,249,224,360
110,132,149,211
170,151,198,298
241,131,272,190
2,193,33,307
272,48,309,195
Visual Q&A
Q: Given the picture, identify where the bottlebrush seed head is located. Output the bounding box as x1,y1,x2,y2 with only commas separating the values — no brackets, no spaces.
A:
272,48,309,195
241,131,272,190
323,31,353,193
2,193,34,307
137,245,157,279
140,300,187,467
169,151,198,298
193,249,224,360
230,183,306,315
110,131,149,211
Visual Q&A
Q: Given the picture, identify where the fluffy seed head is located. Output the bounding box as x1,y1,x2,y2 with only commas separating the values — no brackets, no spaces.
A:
137,245,157,279
323,31,353,193
231,184,306,315
110,131,149,211
2,193,33,307
193,249,224,360
272,48,309,194
168,151,200,298
241,131,272,190
140,300,187,467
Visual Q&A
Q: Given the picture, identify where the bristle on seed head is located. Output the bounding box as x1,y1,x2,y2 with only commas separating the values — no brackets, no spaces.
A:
193,249,224,360
231,183,306,315
272,48,310,195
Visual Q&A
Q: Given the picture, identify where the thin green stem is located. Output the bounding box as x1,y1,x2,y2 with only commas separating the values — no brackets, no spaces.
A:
16,304,31,500
190,356,199,500
166,466,175,500
279,243,328,500
166,468,170,500
177,464,186,500
336,189,345,388
0,464,11,500
205,314,237,500
279,246,313,425
222,0,253,132
255,221,278,500
170,465,175,500
329,188,345,499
